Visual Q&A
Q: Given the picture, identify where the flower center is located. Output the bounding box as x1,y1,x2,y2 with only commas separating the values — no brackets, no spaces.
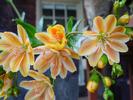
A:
97,33,107,44
22,44,28,51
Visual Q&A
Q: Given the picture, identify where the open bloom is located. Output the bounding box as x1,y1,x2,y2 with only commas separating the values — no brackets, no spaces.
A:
0,74,12,99
34,24,79,79
0,25,34,76
20,70,55,100
79,15,129,67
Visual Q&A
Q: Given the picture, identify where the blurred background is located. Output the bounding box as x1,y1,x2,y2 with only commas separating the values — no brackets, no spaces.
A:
0,0,133,100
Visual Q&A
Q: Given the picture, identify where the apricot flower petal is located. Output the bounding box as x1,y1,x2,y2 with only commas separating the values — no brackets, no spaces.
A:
88,48,103,67
29,70,50,82
79,39,98,56
35,32,56,44
93,16,104,33
10,53,24,72
109,32,129,42
19,53,30,77
60,64,67,79
1,32,21,46
61,53,76,72
105,15,117,33
17,24,27,44
50,56,61,79
104,44,120,63
107,39,128,52
112,26,125,33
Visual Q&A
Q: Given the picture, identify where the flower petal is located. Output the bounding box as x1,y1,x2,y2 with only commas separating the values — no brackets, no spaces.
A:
19,53,30,77
105,15,117,33
78,39,98,56
107,39,128,52
19,80,44,90
25,85,46,100
50,55,61,79
1,32,21,46
2,75,12,92
104,44,120,63
109,32,129,42
2,52,14,72
0,51,9,64
0,40,12,50
83,31,98,36
93,16,104,33
63,48,80,59
60,63,67,79
33,46,45,54
17,24,27,44
28,46,34,65
35,32,56,44
87,48,103,67
61,52,77,73
111,26,125,33
10,53,24,72
34,51,53,71
28,70,50,82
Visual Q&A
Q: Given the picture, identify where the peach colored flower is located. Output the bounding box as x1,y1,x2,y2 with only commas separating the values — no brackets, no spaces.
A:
36,24,67,50
0,74,12,99
20,70,55,100
34,24,79,79
0,25,34,77
79,15,129,67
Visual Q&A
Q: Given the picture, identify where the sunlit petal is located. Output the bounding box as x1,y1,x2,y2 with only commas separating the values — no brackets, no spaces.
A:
61,53,77,72
111,26,125,33
20,80,44,90
83,31,98,36
33,46,45,54
19,53,30,77
10,53,25,72
2,75,12,92
109,32,129,42
93,16,104,33
25,85,45,100
63,48,80,59
0,51,9,64
60,63,67,79
105,15,117,33
17,24,27,44
1,32,21,46
107,39,128,52
29,70,50,82
79,39,98,56
104,44,120,63
35,32,56,44
88,48,103,67
0,40,12,50
50,55,61,79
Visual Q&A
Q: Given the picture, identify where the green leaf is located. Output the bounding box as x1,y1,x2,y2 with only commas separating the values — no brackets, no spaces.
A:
112,63,124,78
125,26,133,35
0,79,4,91
67,17,74,33
16,19,42,47
103,88,114,100
0,66,6,75
7,72,16,79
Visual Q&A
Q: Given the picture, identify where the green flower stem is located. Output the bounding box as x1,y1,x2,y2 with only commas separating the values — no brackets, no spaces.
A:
90,68,107,88
66,32,82,38
8,0,22,20
113,0,126,19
